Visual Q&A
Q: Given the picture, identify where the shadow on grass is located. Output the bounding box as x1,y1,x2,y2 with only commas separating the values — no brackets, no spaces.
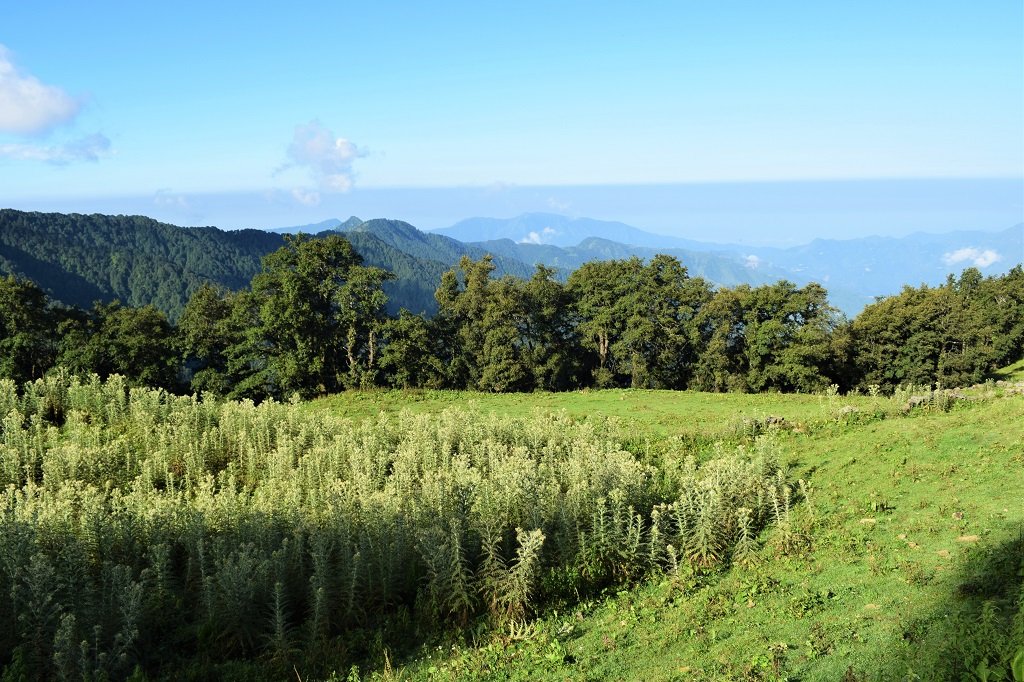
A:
862,528,1024,681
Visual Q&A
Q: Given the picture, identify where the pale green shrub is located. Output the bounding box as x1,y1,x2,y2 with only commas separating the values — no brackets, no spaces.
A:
0,375,798,678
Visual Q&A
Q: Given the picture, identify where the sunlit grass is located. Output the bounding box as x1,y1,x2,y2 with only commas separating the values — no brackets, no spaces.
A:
335,390,1024,681
993,357,1024,382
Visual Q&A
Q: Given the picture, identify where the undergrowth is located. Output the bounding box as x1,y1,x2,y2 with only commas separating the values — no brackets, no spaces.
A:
0,374,806,680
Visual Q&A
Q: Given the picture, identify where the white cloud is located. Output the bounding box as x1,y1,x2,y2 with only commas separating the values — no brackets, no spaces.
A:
943,247,1000,268
283,120,362,194
744,254,760,269
0,132,110,164
154,189,190,209
546,196,571,212
519,227,558,245
291,188,321,206
0,45,81,135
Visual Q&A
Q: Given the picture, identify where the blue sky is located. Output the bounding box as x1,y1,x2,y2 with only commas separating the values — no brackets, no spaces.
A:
1,2,1021,242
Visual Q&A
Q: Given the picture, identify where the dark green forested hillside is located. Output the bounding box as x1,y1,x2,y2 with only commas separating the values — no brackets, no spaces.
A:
341,219,532,275
337,219,534,315
340,231,449,315
0,210,536,320
0,210,282,320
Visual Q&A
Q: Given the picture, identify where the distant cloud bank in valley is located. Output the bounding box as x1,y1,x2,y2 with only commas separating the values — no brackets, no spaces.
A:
943,247,1001,268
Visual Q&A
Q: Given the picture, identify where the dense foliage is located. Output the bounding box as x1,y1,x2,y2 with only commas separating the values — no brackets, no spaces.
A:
852,267,1024,391
1,222,1022,398
0,374,797,679
0,209,282,320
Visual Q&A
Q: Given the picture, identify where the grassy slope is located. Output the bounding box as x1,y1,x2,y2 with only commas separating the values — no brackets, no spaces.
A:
309,387,1024,681
310,389,896,444
993,357,1024,381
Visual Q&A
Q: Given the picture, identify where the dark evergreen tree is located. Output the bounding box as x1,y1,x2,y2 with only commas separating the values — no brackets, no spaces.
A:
0,276,58,384
378,310,446,389
178,283,244,395
57,301,180,390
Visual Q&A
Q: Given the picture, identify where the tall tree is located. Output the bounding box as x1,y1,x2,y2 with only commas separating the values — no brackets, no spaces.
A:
567,258,640,387
569,256,710,388
378,310,446,389
434,255,498,389
338,265,394,388
693,286,751,392
177,283,246,396
0,276,57,384
520,265,580,391
742,281,838,393
242,234,365,398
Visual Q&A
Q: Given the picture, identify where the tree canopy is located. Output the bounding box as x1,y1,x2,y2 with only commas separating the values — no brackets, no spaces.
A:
1,231,1021,398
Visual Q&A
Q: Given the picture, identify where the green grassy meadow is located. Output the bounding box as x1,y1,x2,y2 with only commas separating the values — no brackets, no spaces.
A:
309,385,1024,681
1,378,1020,681
310,388,893,445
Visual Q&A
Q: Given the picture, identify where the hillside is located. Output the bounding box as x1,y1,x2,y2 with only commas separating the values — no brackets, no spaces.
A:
339,218,533,278
0,210,541,320
308,385,1024,681
335,220,534,314
0,209,282,320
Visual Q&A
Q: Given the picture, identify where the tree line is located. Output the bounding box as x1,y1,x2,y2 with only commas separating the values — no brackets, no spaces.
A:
1,233,1021,398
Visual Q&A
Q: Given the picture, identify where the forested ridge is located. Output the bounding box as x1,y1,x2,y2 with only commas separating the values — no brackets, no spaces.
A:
0,209,282,320
0,210,532,320
1,223,1021,399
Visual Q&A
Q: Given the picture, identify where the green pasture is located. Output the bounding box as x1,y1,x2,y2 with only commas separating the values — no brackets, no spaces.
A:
322,387,1024,681
309,388,896,445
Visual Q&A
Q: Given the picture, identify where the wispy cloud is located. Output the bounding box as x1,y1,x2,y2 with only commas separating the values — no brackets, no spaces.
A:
942,247,1000,268
153,189,190,209
0,133,110,164
290,188,321,206
280,120,363,199
0,45,81,135
546,196,571,212
519,227,557,244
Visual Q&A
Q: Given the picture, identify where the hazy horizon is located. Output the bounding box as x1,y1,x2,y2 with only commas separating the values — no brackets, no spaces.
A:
5,177,1022,247
2,2,1022,247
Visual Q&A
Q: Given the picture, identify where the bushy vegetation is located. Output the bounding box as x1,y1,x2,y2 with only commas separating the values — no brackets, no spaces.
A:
2,229,1022,400
321,386,1022,682
0,373,806,680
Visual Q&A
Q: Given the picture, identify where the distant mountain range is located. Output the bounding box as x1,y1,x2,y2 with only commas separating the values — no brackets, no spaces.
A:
435,213,727,251
430,213,1023,313
1,208,1019,321
268,217,360,234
